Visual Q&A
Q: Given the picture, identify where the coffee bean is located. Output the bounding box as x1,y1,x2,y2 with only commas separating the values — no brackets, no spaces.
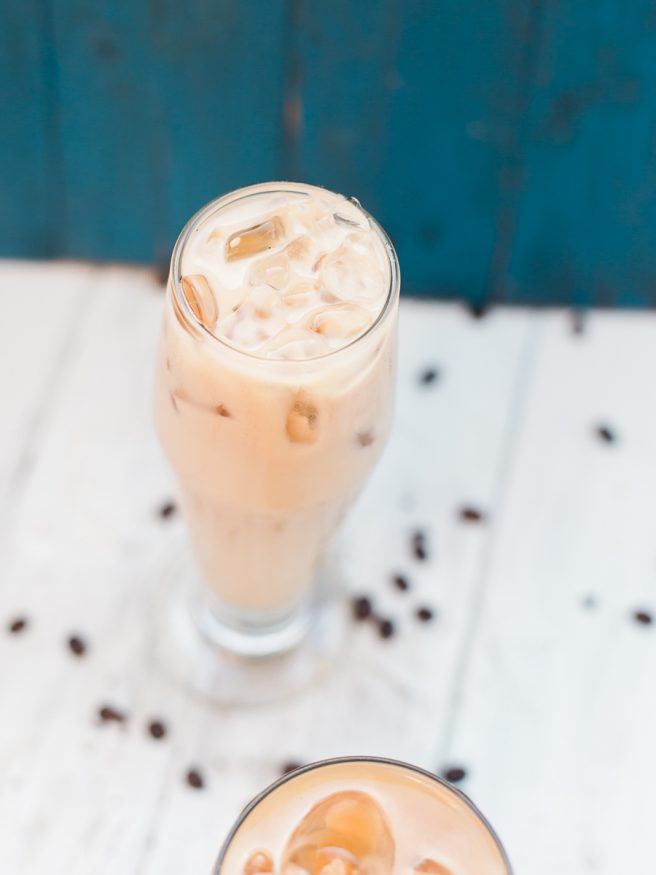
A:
392,574,410,592
571,309,586,335
468,300,489,319
68,635,87,657
98,705,127,723
459,506,485,523
416,606,434,623
186,768,204,789
412,531,428,561
148,719,167,740
352,596,373,621
596,425,616,444
419,367,439,386
154,263,170,286
8,617,28,634
378,618,395,639
159,501,176,519
357,431,375,447
633,610,653,626
281,761,303,775
443,766,467,783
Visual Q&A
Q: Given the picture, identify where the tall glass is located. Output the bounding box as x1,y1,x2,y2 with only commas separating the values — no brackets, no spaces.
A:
154,182,399,700
213,757,513,875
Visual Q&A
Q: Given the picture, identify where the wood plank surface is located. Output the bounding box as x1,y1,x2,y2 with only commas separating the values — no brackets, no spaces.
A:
2,262,656,872
443,309,656,874
0,261,530,873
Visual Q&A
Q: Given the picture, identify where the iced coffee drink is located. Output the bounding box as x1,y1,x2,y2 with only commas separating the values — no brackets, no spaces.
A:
155,182,399,672
214,758,512,875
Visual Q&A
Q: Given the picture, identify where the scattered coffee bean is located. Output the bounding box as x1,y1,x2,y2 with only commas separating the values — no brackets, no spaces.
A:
419,367,439,386
595,424,616,444
281,761,303,775
215,404,231,418
8,616,28,634
571,309,586,335
459,506,486,523
98,705,127,724
186,768,205,789
442,766,467,783
416,606,434,623
392,574,410,592
412,531,428,561
154,263,170,286
159,501,177,519
378,618,395,639
468,300,489,320
352,596,373,621
633,610,653,626
68,635,87,657
148,719,167,740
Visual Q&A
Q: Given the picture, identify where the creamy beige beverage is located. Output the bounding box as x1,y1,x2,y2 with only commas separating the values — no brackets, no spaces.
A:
155,183,399,648
217,760,511,875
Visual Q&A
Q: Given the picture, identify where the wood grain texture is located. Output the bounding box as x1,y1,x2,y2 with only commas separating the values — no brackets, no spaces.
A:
0,1,63,256
2,261,656,870
289,0,536,302
0,261,529,873
442,310,656,874
41,0,287,264
505,1,656,307
3,2,656,303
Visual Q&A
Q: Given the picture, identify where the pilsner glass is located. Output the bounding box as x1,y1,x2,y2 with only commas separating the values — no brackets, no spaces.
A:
154,182,399,701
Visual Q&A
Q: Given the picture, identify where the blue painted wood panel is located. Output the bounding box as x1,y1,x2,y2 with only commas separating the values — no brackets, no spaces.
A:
288,0,536,301
505,1,656,307
1,1,656,304
0,1,63,256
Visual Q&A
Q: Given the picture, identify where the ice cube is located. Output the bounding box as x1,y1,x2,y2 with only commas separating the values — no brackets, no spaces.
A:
285,235,314,262
248,252,290,290
246,285,279,320
221,301,280,349
282,282,321,309
286,392,319,443
243,850,274,875
413,860,453,875
180,274,218,326
283,865,310,875
225,216,284,261
321,243,382,303
308,305,370,339
281,792,394,875
295,201,335,237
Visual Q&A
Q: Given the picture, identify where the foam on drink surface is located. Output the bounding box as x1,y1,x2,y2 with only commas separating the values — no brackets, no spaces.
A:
180,187,391,360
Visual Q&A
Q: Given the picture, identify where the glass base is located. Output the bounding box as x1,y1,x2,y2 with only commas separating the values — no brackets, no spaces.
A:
155,568,349,705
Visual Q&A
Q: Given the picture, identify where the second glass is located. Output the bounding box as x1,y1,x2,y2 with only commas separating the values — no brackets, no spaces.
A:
154,182,399,699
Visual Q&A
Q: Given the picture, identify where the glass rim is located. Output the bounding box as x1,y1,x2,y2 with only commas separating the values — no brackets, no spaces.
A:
170,181,400,364
212,755,513,875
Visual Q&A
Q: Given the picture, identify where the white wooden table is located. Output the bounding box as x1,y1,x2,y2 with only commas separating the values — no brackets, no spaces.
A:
1,260,654,875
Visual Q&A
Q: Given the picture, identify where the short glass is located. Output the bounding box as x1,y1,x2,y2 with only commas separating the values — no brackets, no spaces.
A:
213,756,513,875
154,183,400,701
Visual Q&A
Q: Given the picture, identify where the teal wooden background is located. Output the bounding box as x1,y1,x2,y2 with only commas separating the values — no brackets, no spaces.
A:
2,0,656,304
